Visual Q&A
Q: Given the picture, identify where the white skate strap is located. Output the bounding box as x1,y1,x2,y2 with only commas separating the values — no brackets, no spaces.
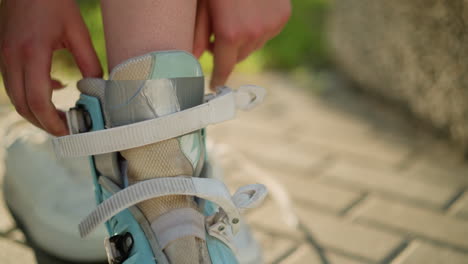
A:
78,176,267,239
151,208,206,249
52,85,265,158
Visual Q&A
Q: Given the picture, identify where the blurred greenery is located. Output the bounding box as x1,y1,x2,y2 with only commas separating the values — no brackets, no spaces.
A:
75,0,330,74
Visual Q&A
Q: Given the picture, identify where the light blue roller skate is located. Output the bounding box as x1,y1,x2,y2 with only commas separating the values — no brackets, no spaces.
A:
51,51,267,264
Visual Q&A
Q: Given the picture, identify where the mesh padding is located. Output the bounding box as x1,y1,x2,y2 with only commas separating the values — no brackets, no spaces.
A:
110,55,153,80
123,139,196,222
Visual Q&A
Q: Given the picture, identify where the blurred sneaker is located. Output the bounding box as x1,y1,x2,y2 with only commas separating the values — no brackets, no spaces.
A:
3,120,108,263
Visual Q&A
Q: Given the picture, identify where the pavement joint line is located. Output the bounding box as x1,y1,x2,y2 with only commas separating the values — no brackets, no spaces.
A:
295,220,377,264
251,224,305,242
292,138,409,168
292,194,356,216
317,179,453,212
297,222,330,264
0,230,29,247
294,155,336,181
270,242,301,264
339,192,369,217
354,218,468,254
441,188,466,211
0,226,17,238
380,239,411,264
394,148,421,171
307,155,337,179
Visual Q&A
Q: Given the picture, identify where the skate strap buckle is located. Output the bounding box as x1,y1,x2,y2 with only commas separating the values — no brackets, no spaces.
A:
52,86,266,158
204,184,267,251
104,232,134,264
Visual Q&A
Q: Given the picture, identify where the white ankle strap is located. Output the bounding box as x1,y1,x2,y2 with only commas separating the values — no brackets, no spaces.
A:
151,208,206,250
52,85,265,158
79,176,267,239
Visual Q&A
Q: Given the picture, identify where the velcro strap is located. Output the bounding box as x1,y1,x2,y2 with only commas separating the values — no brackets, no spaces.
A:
151,208,206,249
52,86,265,158
79,177,241,238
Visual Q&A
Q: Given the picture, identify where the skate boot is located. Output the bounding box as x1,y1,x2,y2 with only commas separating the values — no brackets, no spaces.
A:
52,50,267,264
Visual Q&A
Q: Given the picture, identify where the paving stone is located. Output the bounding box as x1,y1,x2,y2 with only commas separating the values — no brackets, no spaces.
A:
320,161,458,208
208,118,328,173
0,190,15,233
449,192,468,220
297,205,403,262
392,241,468,264
225,155,361,213
239,143,328,179
277,176,362,213
7,229,26,244
404,140,468,186
353,197,468,250
253,230,298,264
281,244,366,264
0,237,35,264
407,158,468,187
293,127,411,167
247,202,305,240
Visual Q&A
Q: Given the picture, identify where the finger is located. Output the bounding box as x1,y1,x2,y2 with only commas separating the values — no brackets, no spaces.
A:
210,39,239,90
254,35,270,52
1,49,42,128
0,43,14,100
24,47,68,136
193,0,211,58
237,40,258,62
0,61,10,98
66,20,102,78
51,78,65,90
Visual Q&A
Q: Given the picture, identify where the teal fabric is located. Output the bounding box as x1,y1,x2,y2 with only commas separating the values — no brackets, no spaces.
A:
76,94,111,233
151,51,203,79
77,95,105,202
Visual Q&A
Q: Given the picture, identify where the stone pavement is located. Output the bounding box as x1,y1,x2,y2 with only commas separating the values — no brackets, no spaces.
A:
1,72,468,264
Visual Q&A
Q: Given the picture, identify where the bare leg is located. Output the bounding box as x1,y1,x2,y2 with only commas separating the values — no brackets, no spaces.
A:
101,0,197,70
100,2,213,263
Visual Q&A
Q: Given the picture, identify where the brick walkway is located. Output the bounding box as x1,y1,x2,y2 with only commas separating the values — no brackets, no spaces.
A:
1,72,468,263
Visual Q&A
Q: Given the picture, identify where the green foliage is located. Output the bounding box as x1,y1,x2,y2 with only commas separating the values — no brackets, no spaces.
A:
259,0,330,70
77,0,107,73
75,0,329,73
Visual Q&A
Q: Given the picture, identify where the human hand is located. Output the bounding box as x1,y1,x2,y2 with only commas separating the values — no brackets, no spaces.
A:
0,0,102,136
193,0,291,89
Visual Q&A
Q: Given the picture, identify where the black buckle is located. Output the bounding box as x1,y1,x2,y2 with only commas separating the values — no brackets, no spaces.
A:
104,232,134,264
68,106,92,133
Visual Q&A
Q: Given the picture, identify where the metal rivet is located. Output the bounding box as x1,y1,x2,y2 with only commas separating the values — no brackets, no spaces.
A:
125,236,133,247
232,218,239,224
